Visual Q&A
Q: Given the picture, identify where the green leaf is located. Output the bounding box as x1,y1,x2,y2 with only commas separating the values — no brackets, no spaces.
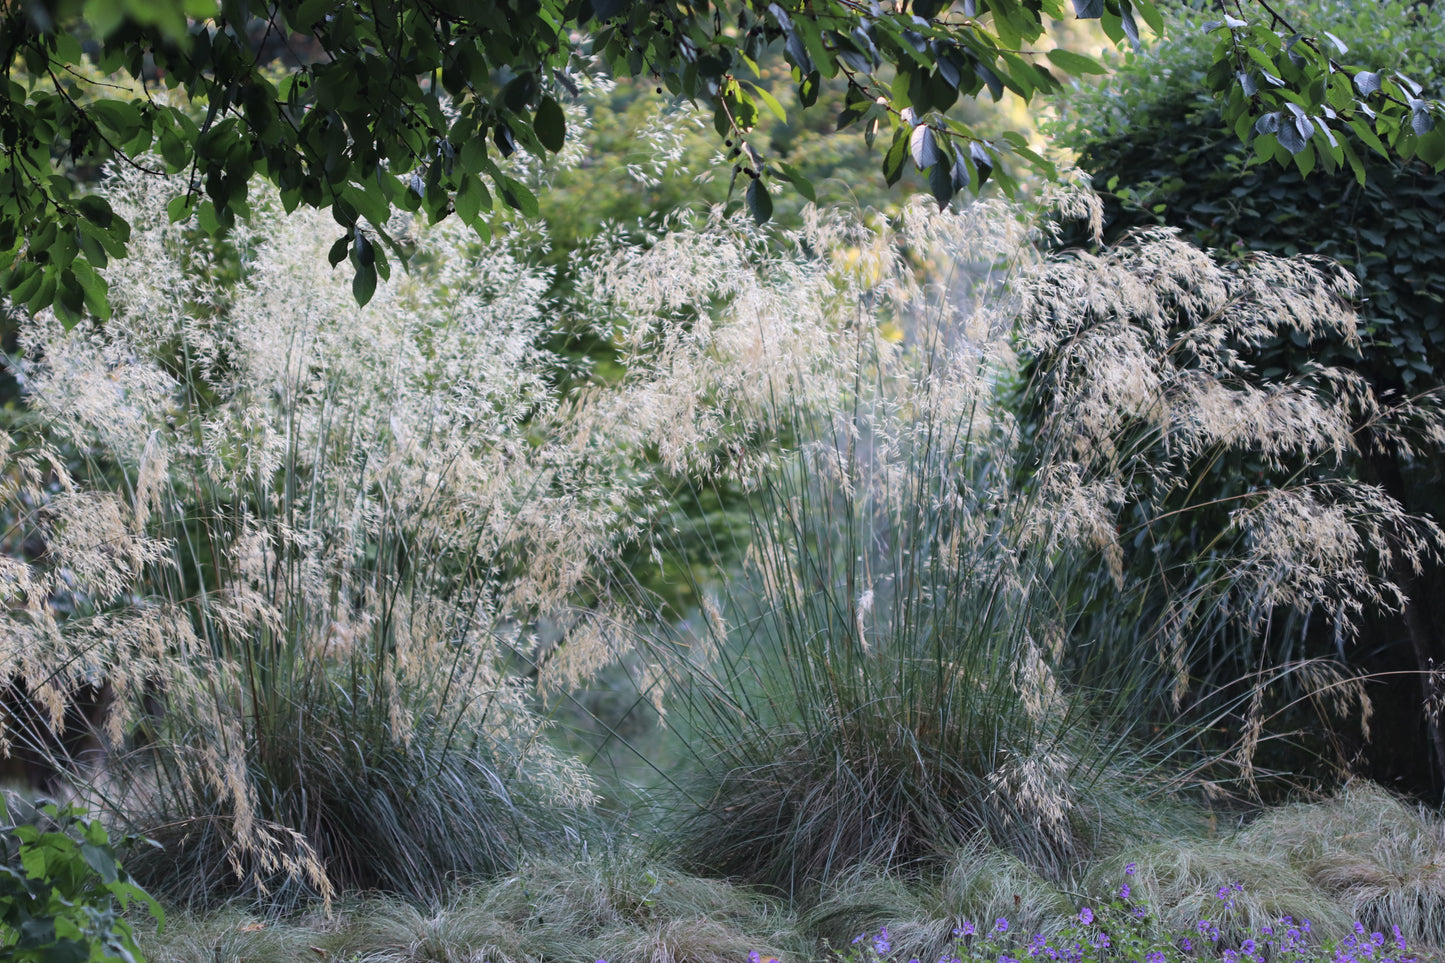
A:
352,261,377,306
799,71,821,108
745,178,772,225
166,195,195,224
89,99,142,138
883,126,908,186
1294,140,1315,176
461,135,489,175
455,172,492,226
495,175,540,217
80,843,119,883
70,259,110,321
1347,117,1390,158
1133,0,1164,36
928,158,954,210
747,83,788,123
910,125,940,170
776,162,816,203
1046,48,1108,76
328,234,350,267
534,96,566,153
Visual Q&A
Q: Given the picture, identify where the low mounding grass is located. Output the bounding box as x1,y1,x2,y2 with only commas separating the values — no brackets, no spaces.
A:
1082,844,1352,945
1236,781,1445,951
137,851,810,963
135,818,1441,963
803,842,1075,963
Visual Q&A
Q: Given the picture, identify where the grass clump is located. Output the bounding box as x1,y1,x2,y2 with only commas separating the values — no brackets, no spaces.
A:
139,852,809,963
803,844,1074,963
629,185,1441,894
1,165,649,906
1082,846,1351,946
1236,781,1445,951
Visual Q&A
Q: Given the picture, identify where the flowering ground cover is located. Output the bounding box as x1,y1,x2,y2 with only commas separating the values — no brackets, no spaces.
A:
837,870,1426,963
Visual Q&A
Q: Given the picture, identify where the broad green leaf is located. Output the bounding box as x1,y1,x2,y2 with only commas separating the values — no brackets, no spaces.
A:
495,175,540,217
352,261,377,306
1046,48,1107,76
883,126,908,186
455,172,492,226
534,96,566,152
69,258,110,321
776,162,816,203
328,234,350,267
747,83,788,122
745,177,772,225
928,157,954,210
910,125,940,170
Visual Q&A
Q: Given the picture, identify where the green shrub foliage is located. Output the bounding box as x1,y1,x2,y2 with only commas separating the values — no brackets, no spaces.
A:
0,798,163,962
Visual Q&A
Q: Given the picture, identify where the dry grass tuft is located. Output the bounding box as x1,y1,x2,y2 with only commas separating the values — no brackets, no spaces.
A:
1087,842,1352,944
1237,781,1445,951
138,852,807,963
804,843,1075,962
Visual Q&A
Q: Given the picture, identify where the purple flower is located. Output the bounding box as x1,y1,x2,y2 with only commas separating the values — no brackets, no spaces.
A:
1243,939,1257,954
1119,883,1131,899
1356,922,1367,936
955,922,976,938
1133,907,1146,919
1124,862,1137,875
1222,951,1238,963
875,928,891,954
1217,886,1231,900
996,919,1010,934
1179,938,1194,953
1079,907,1094,925
1394,925,1406,951
853,934,866,946
1147,953,1165,963
1091,933,1110,949
1197,921,1212,935
750,952,761,963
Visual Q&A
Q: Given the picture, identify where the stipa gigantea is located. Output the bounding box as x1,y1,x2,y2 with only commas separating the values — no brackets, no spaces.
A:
611,193,1445,891
1,164,657,907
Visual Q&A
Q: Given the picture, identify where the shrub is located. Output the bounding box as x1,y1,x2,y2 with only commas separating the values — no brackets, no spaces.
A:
0,796,163,962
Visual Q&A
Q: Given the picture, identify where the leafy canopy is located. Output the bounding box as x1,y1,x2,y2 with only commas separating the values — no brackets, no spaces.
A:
2,0,1441,322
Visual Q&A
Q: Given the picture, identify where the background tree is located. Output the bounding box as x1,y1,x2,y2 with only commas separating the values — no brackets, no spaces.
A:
3,0,1443,323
